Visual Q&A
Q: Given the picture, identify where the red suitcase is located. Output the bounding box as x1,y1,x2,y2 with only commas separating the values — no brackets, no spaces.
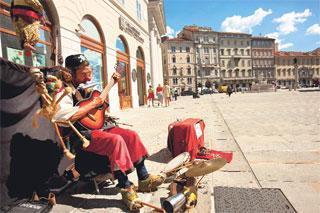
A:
167,118,205,159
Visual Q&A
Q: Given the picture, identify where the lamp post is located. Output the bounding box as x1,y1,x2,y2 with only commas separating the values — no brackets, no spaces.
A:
293,57,298,91
194,44,202,98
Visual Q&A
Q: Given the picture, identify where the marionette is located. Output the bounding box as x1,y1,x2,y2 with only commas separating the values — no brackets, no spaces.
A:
10,0,45,52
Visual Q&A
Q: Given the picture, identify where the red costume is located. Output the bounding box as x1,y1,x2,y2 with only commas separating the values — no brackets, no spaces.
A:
86,127,148,173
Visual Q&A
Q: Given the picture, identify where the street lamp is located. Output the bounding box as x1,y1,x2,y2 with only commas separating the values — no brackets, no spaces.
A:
293,57,298,91
194,44,202,98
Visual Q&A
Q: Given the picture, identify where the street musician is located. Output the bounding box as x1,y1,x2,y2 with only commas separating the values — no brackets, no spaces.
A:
53,54,164,211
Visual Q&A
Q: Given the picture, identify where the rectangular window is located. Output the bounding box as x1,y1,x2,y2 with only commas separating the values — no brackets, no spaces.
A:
136,0,142,20
171,46,176,52
241,60,245,67
222,60,225,66
186,47,190,52
220,49,224,55
204,47,209,54
173,78,178,85
180,47,182,52
187,77,192,84
205,57,210,64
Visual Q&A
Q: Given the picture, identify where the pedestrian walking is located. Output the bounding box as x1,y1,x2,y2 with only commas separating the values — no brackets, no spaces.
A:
163,82,171,107
147,85,154,107
156,84,163,107
227,85,233,97
174,89,178,101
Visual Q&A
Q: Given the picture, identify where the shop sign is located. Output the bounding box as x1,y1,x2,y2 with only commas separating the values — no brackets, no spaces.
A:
119,16,144,43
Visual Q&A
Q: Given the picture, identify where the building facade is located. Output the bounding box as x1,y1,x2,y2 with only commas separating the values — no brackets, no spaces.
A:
0,0,166,111
162,38,195,93
219,32,254,88
178,26,220,90
275,48,320,87
251,37,276,84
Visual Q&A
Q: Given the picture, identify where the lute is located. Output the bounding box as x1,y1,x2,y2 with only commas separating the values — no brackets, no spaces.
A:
76,63,123,130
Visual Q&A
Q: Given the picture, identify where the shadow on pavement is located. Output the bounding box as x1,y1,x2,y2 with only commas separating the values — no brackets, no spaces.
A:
56,194,127,210
56,183,127,211
148,148,172,163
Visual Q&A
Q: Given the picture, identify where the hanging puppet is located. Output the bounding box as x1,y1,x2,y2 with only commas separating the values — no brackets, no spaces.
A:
10,0,45,52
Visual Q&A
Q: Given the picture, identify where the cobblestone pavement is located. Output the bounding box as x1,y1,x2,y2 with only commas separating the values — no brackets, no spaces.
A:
211,91,320,213
53,91,320,213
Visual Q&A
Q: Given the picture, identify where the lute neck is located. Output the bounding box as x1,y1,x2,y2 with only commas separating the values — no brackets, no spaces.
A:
99,78,116,102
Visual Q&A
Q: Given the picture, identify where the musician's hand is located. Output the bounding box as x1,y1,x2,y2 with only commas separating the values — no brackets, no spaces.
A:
112,72,121,81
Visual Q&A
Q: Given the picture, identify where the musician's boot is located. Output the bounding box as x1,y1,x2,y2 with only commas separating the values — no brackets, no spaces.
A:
138,174,165,192
120,186,143,211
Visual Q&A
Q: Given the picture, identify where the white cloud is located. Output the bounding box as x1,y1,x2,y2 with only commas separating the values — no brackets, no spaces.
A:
221,8,272,33
265,32,293,50
316,41,320,45
279,43,294,49
165,26,176,38
273,9,312,35
175,30,181,37
306,24,320,35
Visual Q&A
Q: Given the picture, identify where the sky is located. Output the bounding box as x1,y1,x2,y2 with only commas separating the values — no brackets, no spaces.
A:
163,0,320,52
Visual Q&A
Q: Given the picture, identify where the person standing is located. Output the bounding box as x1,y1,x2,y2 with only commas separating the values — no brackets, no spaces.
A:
227,85,233,97
156,84,163,107
163,82,171,107
147,85,154,107
174,89,178,101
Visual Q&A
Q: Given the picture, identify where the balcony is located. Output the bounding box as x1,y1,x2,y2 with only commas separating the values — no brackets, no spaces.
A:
201,63,219,68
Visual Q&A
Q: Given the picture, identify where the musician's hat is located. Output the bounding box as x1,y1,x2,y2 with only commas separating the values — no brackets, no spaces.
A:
65,54,89,73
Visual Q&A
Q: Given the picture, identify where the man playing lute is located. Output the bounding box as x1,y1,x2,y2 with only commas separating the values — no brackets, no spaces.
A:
53,54,164,211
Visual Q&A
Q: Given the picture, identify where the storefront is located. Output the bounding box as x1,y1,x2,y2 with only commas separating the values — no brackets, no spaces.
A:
0,0,166,112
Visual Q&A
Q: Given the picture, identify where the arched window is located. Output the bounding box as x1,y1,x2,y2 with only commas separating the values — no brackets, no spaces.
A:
116,37,127,53
80,16,105,91
116,35,131,109
221,70,226,78
187,66,191,75
136,48,144,60
187,55,190,63
241,70,246,77
173,66,177,75
0,0,57,66
235,69,239,77
172,55,176,63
